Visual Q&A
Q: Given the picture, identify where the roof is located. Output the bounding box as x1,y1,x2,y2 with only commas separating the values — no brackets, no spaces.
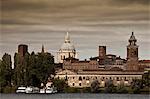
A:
139,60,150,63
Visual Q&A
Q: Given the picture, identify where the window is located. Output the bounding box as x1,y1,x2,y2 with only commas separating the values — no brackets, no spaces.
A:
79,76,82,81
73,77,75,79
79,83,81,86
73,83,75,86
80,77,83,80
117,77,119,81
83,77,85,79
63,56,65,59
103,77,105,79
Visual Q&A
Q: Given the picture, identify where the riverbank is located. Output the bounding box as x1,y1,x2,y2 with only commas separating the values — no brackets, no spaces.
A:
1,86,149,94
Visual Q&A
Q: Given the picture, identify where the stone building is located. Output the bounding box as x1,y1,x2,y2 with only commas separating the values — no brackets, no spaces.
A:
57,32,77,63
126,32,139,71
18,44,28,57
55,32,149,88
55,69,143,87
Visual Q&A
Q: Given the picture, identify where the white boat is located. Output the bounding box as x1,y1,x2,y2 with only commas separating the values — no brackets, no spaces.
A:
45,87,53,93
39,87,57,94
25,87,33,93
16,87,26,93
40,89,45,93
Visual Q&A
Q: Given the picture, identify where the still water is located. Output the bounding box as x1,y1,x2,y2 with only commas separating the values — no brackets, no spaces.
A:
1,93,149,99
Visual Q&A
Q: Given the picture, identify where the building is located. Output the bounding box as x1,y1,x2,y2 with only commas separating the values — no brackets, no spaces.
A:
126,32,139,71
57,32,77,63
18,44,28,57
55,69,143,87
55,32,149,88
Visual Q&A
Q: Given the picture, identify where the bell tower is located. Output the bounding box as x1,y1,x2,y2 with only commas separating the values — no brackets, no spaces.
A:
127,32,139,71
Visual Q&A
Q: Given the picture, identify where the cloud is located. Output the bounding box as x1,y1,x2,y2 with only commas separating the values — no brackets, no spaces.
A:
1,0,149,60
1,0,149,25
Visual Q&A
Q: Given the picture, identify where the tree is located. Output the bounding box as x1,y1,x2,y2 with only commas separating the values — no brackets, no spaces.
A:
131,79,142,94
105,79,116,93
53,78,68,92
0,53,12,92
116,84,128,93
91,80,100,93
34,52,55,86
13,51,55,87
142,71,150,88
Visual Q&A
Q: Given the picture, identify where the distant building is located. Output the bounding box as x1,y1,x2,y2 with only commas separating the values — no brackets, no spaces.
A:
55,32,149,88
126,32,139,71
55,69,143,87
18,44,28,57
57,32,77,63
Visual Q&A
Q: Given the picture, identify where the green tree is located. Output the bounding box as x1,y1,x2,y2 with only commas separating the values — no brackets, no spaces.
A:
91,80,100,93
116,84,128,93
35,52,55,86
53,78,68,92
0,53,12,92
13,52,30,86
131,79,143,94
105,79,116,93
142,71,150,88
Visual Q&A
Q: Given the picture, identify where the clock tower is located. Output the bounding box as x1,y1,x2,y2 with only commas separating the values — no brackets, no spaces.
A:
127,32,139,71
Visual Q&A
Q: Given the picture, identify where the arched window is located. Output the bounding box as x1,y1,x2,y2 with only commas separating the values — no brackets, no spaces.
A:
79,83,81,86
79,76,82,81
64,56,65,59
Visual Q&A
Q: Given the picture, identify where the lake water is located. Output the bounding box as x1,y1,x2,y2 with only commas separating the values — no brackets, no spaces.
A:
0,93,149,99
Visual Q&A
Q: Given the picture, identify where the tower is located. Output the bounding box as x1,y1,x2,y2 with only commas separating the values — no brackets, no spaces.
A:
99,46,106,64
57,32,76,63
42,45,45,53
126,32,139,71
18,44,28,57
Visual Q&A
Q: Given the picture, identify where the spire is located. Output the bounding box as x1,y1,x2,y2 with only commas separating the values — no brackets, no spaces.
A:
128,32,137,45
132,31,134,35
42,45,44,53
65,32,70,43
129,32,136,41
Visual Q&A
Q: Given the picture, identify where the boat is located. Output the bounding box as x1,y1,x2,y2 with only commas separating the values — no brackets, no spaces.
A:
39,89,45,93
16,87,26,93
39,86,57,94
25,87,33,93
45,87,53,93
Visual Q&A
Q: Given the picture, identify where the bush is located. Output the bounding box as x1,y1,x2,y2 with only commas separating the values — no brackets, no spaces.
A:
3,86,16,93
117,85,128,93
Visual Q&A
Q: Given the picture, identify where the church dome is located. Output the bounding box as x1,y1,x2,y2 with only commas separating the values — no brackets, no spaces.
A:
60,32,75,52
60,43,75,51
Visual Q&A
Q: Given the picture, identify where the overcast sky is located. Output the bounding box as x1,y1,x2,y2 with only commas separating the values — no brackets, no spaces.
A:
1,0,150,63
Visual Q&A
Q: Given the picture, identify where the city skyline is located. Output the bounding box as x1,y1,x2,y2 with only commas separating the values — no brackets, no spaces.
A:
1,0,150,61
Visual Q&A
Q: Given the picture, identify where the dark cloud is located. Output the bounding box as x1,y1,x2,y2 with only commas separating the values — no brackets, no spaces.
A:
111,0,149,6
1,0,149,60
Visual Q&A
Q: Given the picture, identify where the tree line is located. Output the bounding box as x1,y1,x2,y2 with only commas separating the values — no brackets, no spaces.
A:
0,52,55,93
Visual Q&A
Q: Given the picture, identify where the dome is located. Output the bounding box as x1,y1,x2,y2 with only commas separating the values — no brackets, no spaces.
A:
60,43,75,51
59,32,75,52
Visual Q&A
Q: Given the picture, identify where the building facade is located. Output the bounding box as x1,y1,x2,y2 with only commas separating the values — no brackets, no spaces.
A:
55,32,149,88
55,70,143,87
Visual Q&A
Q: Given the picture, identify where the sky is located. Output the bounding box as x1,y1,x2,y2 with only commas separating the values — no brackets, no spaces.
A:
1,0,150,63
